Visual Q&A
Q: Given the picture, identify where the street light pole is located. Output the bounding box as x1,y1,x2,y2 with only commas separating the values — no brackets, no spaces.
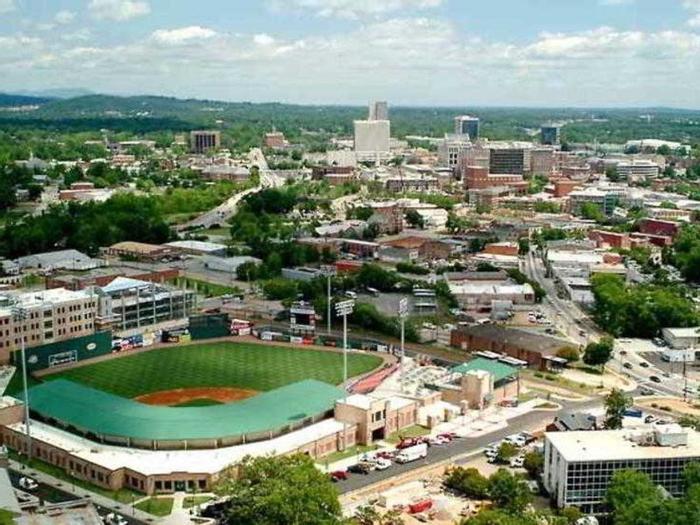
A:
321,265,336,335
335,299,354,451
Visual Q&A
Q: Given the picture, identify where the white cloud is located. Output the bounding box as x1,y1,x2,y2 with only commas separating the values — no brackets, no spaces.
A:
0,0,15,14
253,33,276,46
54,10,76,25
272,0,443,19
1,17,699,108
88,0,150,21
152,26,218,45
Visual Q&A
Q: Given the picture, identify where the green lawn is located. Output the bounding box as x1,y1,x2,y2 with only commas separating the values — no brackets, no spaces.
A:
47,342,383,398
169,276,240,298
134,497,174,516
182,495,213,508
385,425,430,444
320,444,378,464
173,398,223,407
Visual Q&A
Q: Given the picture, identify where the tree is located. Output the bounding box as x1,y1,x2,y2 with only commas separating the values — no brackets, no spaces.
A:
556,347,579,363
604,388,632,430
580,201,605,222
488,469,532,513
523,451,544,479
496,442,519,463
583,336,614,370
444,467,490,499
214,454,342,525
404,209,424,229
605,469,663,521
606,166,621,182
518,238,530,255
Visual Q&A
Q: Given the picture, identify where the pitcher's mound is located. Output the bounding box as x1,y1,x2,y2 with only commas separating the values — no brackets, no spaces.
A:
135,387,258,406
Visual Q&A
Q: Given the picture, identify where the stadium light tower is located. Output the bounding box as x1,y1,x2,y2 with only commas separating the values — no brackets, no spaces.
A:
335,299,354,451
11,305,31,462
398,297,409,393
321,265,336,335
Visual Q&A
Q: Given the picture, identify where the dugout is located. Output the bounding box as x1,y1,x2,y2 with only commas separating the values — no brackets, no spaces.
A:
189,313,231,340
12,331,113,373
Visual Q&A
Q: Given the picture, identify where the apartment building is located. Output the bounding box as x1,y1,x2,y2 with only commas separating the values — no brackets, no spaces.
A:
544,426,700,513
0,288,97,363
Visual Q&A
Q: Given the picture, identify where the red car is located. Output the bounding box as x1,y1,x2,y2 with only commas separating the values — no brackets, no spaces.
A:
375,450,396,460
396,438,420,449
329,471,348,482
408,500,433,514
438,432,455,441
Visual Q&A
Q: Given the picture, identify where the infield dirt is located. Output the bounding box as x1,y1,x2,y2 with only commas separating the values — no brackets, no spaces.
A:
134,387,258,406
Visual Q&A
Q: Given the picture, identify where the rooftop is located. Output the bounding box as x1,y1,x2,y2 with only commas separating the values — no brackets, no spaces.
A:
452,357,518,383
165,240,227,252
24,379,343,442
454,325,571,356
546,426,700,462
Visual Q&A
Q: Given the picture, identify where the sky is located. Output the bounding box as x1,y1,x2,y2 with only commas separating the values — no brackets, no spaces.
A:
0,0,699,108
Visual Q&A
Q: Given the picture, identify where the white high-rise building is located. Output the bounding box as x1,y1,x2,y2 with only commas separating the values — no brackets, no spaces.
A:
369,101,388,121
354,120,391,162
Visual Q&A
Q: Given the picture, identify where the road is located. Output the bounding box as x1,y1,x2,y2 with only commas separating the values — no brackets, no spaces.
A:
176,148,284,232
523,249,601,346
611,339,700,398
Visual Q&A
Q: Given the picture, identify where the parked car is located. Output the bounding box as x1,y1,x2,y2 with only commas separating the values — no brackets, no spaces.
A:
329,471,348,482
649,375,661,383
623,362,633,369
438,432,456,441
517,431,536,445
640,362,650,368
344,291,357,299
374,458,392,470
396,437,422,449
375,450,396,460
18,477,38,491
103,513,128,525
510,456,525,468
347,463,373,475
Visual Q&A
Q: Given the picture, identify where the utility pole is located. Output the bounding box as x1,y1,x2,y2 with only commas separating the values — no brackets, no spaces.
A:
398,297,409,393
12,306,31,462
335,299,354,450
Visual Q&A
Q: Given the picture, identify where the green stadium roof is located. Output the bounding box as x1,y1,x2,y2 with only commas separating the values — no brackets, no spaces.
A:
24,379,344,442
452,357,518,383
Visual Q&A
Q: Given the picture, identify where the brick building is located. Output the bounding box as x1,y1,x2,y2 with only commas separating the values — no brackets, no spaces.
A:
450,325,570,371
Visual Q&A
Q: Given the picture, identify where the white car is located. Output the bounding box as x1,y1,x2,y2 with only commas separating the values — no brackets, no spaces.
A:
429,436,449,446
510,456,525,468
374,458,392,470
103,513,128,525
19,477,38,491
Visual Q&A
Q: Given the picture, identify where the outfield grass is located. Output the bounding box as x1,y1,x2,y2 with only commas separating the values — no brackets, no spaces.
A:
386,424,430,444
47,342,383,398
134,497,174,516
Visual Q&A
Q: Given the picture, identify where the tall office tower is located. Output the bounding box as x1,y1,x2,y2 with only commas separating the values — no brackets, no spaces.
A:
369,101,388,121
541,125,561,145
190,130,221,154
454,115,480,140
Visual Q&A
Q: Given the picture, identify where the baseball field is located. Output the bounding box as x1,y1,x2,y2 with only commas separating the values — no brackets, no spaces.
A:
44,341,384,405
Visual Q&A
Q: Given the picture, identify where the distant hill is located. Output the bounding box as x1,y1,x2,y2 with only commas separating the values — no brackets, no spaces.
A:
0,93,54,107
14,88,94,99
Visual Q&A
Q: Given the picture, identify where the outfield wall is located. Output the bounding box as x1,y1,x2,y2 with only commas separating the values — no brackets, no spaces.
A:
12,331,113,373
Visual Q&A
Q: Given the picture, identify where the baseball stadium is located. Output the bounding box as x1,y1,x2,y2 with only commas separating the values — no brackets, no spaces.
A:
18,339,384,449
0,331,419,494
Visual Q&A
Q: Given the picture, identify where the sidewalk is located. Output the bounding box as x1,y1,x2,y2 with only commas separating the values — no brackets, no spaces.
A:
9,459,155,523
